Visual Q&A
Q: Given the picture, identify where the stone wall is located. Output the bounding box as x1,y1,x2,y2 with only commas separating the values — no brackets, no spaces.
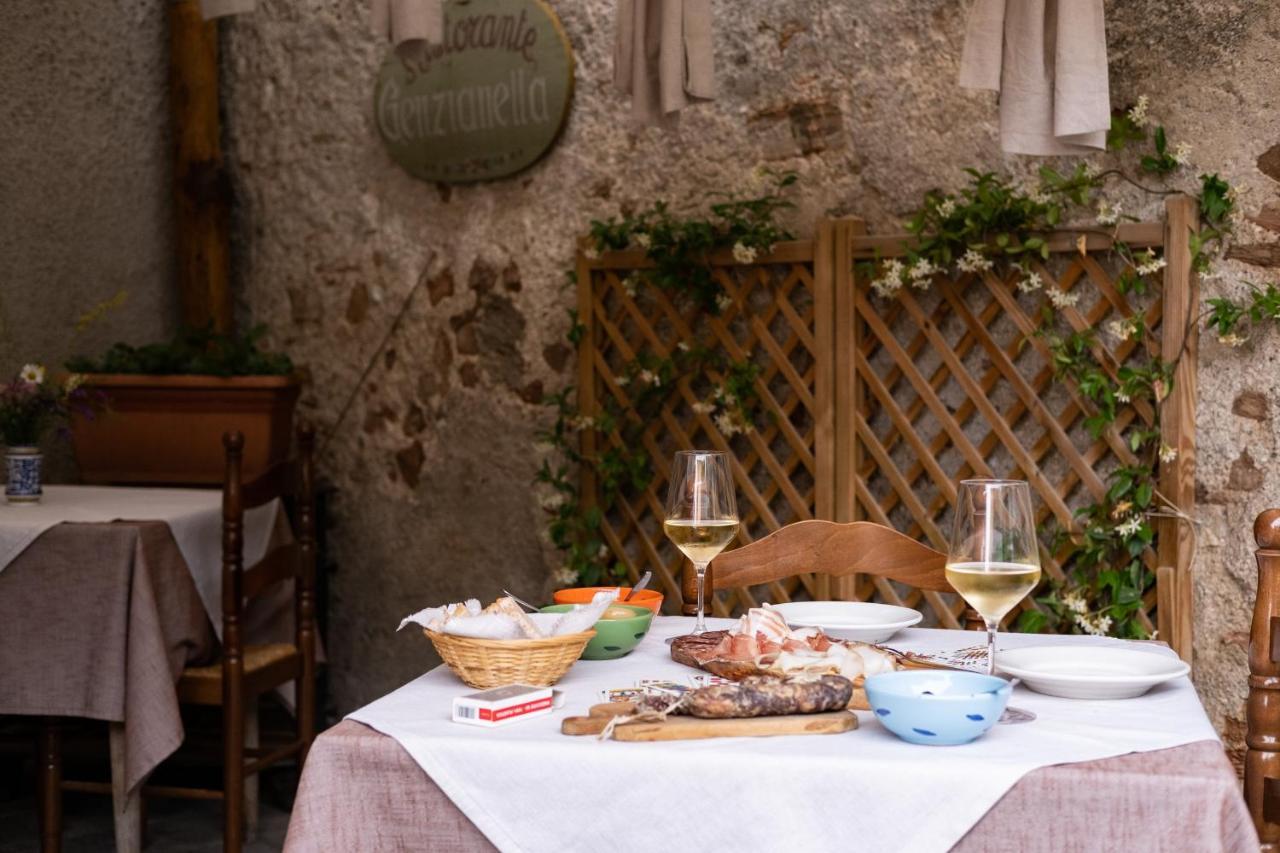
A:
0,1,178,407
221,0,1280,738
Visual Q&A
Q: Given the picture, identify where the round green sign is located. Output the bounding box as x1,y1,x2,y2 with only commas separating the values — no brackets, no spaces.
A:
373,0,574,183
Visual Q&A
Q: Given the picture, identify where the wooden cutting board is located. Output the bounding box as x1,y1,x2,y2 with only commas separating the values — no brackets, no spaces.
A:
561,702,857,741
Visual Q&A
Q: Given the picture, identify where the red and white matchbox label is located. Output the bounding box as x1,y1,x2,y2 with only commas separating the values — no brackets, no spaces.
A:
452,684,555,728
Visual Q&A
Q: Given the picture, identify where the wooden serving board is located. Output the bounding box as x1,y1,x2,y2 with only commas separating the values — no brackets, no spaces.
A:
561,702,857,741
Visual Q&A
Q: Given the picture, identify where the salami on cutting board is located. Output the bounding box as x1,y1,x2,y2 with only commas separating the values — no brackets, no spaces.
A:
561,702,857,741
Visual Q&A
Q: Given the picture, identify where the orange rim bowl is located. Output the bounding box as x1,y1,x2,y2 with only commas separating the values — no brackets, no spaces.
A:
552,586,664,614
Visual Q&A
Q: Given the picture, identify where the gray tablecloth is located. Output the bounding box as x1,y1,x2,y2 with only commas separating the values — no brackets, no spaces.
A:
0,522,215,794
284,720,1258,852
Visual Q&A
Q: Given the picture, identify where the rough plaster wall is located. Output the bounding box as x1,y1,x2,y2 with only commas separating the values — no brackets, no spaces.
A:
222,0,1280,731
0,0,178,420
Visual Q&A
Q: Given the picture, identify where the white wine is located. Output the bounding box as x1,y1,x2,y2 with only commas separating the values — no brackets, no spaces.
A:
945,561,1041,623
663,518,739,565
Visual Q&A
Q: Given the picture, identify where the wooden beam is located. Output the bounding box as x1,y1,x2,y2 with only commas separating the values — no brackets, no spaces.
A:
169,0,232,333
1159,195,1198,663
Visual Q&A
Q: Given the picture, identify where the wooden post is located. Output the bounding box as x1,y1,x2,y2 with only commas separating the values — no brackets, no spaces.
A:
832,218,865,600
169,0,232,333
813,219,836,601
38,718,60,853
1158,195,1198,662
1247,508,1280,851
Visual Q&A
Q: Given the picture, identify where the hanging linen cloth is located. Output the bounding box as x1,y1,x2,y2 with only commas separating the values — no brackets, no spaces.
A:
199,0,254,18
614,0,716,125
959,0,1110,155
370,0,445,59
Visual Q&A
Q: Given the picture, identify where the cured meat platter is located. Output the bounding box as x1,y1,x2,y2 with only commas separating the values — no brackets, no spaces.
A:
561,701,857,741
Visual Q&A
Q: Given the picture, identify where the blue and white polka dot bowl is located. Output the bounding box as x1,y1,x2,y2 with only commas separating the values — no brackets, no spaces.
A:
864,670,1012,746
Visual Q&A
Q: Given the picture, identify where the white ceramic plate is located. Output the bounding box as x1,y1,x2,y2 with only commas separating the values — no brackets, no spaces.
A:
769,601,923,643
995,645,1190,699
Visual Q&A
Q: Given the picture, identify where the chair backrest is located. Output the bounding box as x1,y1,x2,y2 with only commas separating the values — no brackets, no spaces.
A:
220,426,316,647
682,519,957,617
1246,508,1280,847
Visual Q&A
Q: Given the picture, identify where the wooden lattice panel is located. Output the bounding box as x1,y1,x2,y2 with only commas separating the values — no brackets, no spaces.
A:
844,225,1170,631
577,241,830,616
578,208,1196,650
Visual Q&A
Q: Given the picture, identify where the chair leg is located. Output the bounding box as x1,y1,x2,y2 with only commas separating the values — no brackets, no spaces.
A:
244,704,259,841
38,718,61,853
108,722,144,853
225,703,244,853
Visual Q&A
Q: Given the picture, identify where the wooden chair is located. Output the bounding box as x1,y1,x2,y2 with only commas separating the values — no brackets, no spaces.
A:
681,519,981,628
1248,508,1280,850
38,427,317,853
170,426,319,852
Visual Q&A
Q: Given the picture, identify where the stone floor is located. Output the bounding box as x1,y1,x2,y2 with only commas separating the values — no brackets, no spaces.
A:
0,792,290,852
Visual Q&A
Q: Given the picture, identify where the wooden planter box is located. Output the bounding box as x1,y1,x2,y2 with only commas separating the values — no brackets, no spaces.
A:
70,374,301,485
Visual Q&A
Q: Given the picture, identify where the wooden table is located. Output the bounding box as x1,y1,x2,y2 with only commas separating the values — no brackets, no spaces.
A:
0,486,286,852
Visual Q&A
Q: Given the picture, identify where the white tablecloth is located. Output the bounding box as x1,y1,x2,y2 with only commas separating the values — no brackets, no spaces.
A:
349,617,1220,853
0,485,279,639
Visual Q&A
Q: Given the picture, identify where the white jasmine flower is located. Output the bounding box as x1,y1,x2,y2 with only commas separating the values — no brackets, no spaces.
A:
551,566,579,587
614,374,630,387
908,258,938,289
676,341,690,353
1105,317,1133,341
1028,186,1052,205
936,198,957,218
1219,332,1247,348
583,245,600,261
1172,141,1193,166
1116,515,1144,537
634,233,652,249
542,492,567,510
1017,270,1043,294
570,415,596,431
1096,200,1121,226
1127,94,1150,127
597,544,610,559
715,293,733,312
1047,287,1080,309
637,369,658,386
19,364,44,385
1134,252,1167,276
1116,390,1131,403
1076,611,1114,637
621,274,639,297
715,411,741,437
1061,591,1089,615
871,275,901,297
1159,443,1178,463
732,241,758,265
956,249,993,273
1082,161,1101,179
691,400,716,415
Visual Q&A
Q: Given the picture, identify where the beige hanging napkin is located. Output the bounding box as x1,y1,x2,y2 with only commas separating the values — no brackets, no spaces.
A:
959,0,1110,155
371,0,445,60
615,0,716,125
199,0,255,20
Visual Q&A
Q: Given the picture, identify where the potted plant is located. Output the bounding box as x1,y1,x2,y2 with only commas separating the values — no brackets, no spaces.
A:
0,365,96,503
66,326,300,485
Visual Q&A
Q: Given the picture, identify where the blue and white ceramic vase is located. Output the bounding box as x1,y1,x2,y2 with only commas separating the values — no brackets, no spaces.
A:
5,446,43,504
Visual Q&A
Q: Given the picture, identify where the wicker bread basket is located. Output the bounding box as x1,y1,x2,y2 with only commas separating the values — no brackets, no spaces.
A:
424,629,596,689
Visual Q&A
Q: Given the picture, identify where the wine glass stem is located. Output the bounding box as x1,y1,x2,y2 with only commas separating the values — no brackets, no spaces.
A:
694,563,708,634
985,618,998,676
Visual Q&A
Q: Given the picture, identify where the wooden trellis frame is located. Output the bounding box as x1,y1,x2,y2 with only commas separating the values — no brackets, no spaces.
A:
576,197,1197,659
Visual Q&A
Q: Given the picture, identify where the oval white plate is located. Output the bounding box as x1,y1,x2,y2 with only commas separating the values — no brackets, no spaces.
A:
769,601,923,643
995,645,1190,700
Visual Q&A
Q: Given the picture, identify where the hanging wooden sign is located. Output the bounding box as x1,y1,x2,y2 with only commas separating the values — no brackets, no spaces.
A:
373,0,574,183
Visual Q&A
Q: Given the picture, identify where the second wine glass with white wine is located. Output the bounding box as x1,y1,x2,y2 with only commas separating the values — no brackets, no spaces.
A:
946,479,1042,675
664,450,738,634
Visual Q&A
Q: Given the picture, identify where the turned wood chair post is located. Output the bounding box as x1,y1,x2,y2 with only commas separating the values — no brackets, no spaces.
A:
295,425,317,766
38,717,61,853
221,431,246,853
1248,508,1280,850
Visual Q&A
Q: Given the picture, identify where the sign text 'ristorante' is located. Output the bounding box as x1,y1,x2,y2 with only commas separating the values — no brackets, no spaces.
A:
374,0,573,183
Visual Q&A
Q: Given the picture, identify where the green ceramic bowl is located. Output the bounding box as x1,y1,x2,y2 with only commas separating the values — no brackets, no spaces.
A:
539,603,655,660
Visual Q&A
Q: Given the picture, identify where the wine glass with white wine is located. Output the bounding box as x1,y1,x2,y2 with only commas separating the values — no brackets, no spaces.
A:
664,450,738,634
946,479,1041,675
